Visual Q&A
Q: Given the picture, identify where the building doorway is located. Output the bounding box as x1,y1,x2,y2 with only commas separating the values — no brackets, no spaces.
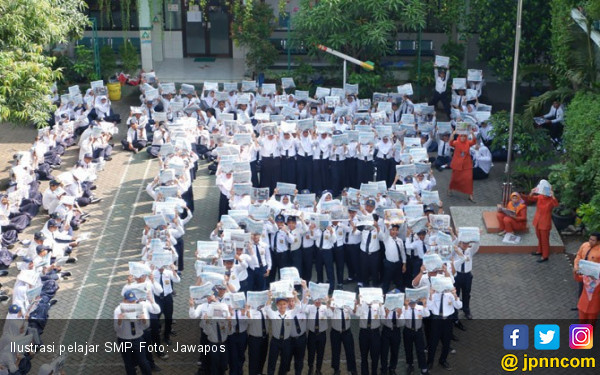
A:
183,1,232,57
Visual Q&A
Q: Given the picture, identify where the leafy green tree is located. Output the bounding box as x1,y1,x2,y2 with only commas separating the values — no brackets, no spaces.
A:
470,0,551,81
0,0,89,126
231,1,279,77
293,0,426,64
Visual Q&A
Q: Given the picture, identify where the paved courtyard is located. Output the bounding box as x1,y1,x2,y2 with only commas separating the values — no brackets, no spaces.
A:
0,87,586,374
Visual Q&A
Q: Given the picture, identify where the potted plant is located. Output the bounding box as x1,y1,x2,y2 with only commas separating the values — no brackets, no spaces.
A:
119,40,140,75
100,44,118,81
551,204,576,232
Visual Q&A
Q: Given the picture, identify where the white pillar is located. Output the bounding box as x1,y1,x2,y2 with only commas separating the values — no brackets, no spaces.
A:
138,0,153,71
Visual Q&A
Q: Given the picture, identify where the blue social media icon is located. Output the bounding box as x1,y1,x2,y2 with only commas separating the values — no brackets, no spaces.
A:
503,325,529,350
534,324,560,350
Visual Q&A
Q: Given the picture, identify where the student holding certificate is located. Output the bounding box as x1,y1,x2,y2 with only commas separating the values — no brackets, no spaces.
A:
496,192,528,236
448,130,476,202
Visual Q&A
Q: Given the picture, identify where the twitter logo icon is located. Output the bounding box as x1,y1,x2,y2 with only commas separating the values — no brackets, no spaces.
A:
535,325,560,350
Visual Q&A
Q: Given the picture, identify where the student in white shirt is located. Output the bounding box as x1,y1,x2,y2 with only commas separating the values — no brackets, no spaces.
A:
151,264,180,347
355,299,385,375
380,224,407,293
429,68,451,118
427,287,462,371
402,297,430,375
542,100,565,145
471,142,492,180
433,132,452,171
265,295,294,375
311,222,337,293
453,240,479,320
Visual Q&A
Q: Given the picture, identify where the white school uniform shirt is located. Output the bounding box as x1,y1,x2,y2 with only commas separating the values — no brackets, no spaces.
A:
478,124,494,143
379,229,407,263
401,304,430,330
126,127,147,143
259,137,280,158
435,69,449,94
454,242,480,273
287,222,307,251
312,228,337,250
152,269,180,296
414,176,436,194
269,226,290,253
216,173,233,199
471,145,492,174
249,241,272,270
428,292,462,317
436,139,452,158
357,144,374,161
381,308,405,329
279,137,297,158
375,140,394,159
232,254,251,282
405,234,427,259
327,306,354,331
303,304,329,332
389,109,402,123
314,137,332,160
290,303,307,337
228,308,249,334
114,301,160,340
347,141,358,159
346,216,362,245
333,223,348,247
330,145,346,161
265,308,294,339
296,135,315,157
189,302,210,319
357,303,385,329
42,188,61,213
122,277,164,298
204,315,231,343
247,308,269,337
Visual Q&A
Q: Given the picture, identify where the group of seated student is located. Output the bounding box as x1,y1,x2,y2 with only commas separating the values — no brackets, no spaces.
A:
112,73,497,375
0,80,116,373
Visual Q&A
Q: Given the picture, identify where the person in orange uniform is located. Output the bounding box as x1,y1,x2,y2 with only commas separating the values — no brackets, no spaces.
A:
448,130,477,202
573,233,600,310
496,192,528,236
528,180,559,263
573,235,600,326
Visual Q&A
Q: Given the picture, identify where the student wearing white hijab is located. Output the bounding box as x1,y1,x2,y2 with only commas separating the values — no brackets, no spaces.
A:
471,142,492,180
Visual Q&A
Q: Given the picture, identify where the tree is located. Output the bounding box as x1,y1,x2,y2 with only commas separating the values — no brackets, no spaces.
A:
470,0,551,81
0,0,89,126
292,0,426,64
231,0,279,77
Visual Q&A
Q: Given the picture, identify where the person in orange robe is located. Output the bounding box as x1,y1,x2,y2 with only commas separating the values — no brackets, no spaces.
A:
573,233,600,309
528,181,559,262
448,130,476,202
496,192,528,236
573,271,600,327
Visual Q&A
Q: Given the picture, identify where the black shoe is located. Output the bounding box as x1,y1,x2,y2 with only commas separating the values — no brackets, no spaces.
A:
454,321,466,331
0,295,9,302
0,270,8,277
531,252,542,256
49,299,58,306
439,361,452,370
157,352,169,360
61,271,72,278
451,334,459,341
465,313,473,320
170,330,177,336
406,365,414,375
90,197,102,204
105,156,113,161
66,257,77,264
337,284,344,290
537,258,549,263
571,307,579,311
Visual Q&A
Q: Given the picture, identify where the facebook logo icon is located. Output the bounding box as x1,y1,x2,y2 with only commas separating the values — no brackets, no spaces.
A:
503,325,529,350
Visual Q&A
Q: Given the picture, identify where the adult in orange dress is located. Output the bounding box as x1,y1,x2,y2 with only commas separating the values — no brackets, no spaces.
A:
573,233,600,305
528,181,559,263
448,130,476,202
573,272,600,327
496,192,527,236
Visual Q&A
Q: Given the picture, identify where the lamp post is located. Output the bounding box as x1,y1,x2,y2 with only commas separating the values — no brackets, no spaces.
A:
505,0,523,184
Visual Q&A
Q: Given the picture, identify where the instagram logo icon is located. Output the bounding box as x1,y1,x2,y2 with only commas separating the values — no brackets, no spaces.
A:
569,325,593,349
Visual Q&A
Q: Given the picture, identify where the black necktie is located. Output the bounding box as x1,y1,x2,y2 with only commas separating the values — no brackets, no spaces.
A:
130,322,136,336
422,241,426,256
441,142,446,156
273,231,279,252
280,316,285,339
395,240,401,262
217,322,223,343
345,231,349,243
461,255,466,273
367,307,372,329
366,230,372,255
341,309,346,331
256,244,263,267
294,316,301,334
286,150,289,157
439,294,444,316
260,310,267,336
133,130,138,142
315,308,320,333
235,310,240,333
392,310,397,327
319,232,325,250
148,111,153,120
160,273,165,297
411,308,416,329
